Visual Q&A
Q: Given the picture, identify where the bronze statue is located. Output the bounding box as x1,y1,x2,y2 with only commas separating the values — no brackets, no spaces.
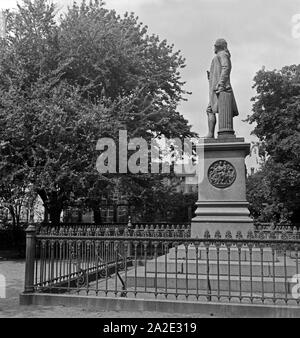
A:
206,39,238,138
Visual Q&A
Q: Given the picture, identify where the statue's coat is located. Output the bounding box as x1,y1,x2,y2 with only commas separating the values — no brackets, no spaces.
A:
208,50,239,116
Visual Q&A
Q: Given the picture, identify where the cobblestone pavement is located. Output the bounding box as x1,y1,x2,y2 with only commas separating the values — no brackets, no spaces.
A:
0,258,210,318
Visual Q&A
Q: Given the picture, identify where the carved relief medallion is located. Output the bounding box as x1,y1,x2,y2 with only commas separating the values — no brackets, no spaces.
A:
208,160,236,188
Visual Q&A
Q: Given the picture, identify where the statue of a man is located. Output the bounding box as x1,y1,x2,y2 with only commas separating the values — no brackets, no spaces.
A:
206,39,238,138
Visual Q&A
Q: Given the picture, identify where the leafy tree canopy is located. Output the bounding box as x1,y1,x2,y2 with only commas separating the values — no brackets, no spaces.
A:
247,65,300,223
0,0,194,224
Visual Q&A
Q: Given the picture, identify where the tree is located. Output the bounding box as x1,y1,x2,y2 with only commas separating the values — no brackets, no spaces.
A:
0,0,194,224
57,0,193,139
0,181,31,229
123,174,197,222
247,65,300,223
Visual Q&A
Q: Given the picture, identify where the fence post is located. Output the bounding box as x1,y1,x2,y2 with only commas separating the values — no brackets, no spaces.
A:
127,216,132,257
24,223,36,293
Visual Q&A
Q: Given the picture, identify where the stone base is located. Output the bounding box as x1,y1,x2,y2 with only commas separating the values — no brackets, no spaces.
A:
191,137,253,237
146,258,292,277
127,273,293,295
191,201,253,238
168,245,274,262
127,249,298,296
19,293,300,317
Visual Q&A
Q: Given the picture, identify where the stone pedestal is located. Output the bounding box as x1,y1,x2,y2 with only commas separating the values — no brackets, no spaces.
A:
191,137,253,238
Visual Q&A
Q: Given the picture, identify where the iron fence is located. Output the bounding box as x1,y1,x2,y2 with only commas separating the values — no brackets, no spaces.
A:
38,221,299,240
253,223,300,241
39,222,191,237
23,224,300,306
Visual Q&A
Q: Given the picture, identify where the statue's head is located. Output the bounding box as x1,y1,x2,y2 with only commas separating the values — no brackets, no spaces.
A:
214,38,228,53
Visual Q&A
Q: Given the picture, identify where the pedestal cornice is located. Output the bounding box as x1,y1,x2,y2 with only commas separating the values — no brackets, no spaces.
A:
196,138,250,156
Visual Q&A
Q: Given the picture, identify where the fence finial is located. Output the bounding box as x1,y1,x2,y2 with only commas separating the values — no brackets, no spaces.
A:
259,229,265,240
204,230,210,239
77,227,83,236
236,231,243,240
127,216,132,228
281,230,288,241
293,226,299,240
114,227,120,237
123,227,129,237
59,227,65,236
225,230,232,240
247,230,254,240
214,230,221,239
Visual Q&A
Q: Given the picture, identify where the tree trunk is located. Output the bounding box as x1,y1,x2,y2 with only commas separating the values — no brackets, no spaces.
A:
15,211,20,228
43,207,49,223
93,207,102,224
38,189,64,226
9,206,16,230
49,204,62,225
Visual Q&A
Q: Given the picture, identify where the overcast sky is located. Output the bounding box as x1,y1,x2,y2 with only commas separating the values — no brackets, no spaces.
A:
2,0,300,143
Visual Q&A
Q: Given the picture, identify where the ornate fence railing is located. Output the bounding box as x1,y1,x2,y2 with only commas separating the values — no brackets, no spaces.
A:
39,222,191,237
38,223,192,241
37,221,299,241
253,223,300,240
23,224,300,306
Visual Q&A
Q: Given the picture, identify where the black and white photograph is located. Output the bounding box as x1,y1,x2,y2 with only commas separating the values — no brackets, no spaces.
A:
0,0,300,323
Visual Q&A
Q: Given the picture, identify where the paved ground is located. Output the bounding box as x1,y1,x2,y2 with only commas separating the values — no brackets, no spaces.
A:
0,256,210,318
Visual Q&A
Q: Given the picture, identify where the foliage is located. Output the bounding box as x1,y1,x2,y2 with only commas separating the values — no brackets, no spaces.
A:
0,181,32,228
247,65,300,223
0,0,194,224
129,175,197,222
